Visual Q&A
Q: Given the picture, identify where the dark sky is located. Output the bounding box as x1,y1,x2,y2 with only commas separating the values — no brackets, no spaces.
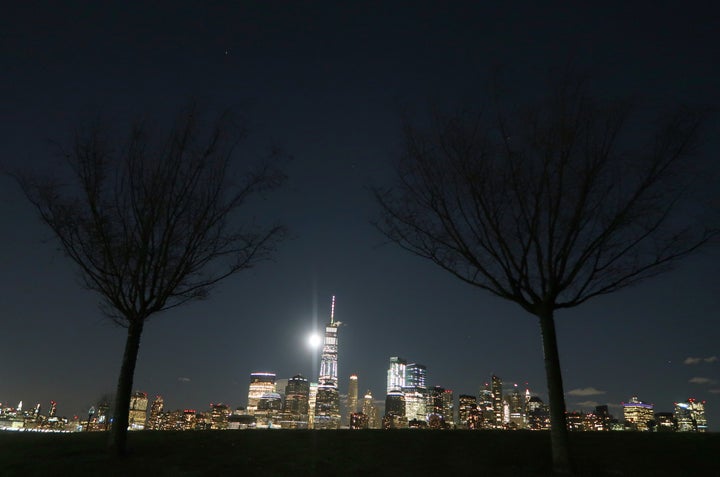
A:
1,1,718,425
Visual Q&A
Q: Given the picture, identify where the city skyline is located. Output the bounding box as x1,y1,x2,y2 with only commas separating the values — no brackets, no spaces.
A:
1,2,718,433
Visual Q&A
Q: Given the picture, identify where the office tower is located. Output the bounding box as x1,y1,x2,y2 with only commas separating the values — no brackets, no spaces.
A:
247,372,276,415
147,395,164,430
283,375,310,416
387,357,407,394
622,396,654,431
594,405,611,431
442,388,455,427
315,296,341,429
675,398,707,432
128,391,148,430
210,403,230,429
362,390,379,429
507,384,525,429
385,390,406,416
383,390,407,429
654,412,677,431
402,386,427,422
308,382,318,429
347,375,359,419
48,400,57,418
478,384,495,429
491,375,503,428
458,395,477,428
349,412,369,429
405,363,427,388
257,392,283,428
182,409,197,430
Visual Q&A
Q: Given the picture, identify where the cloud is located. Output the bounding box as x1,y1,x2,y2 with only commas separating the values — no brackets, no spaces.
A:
567,387,606,396
575,400,599,408
684,356,718,365
177,377,191,383
688,377,715,385
709,389,720,394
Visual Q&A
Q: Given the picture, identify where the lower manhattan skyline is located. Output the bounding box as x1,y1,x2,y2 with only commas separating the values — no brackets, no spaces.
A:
1,0,718,439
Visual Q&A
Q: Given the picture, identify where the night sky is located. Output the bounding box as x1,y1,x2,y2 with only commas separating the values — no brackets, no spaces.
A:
1,2,718,426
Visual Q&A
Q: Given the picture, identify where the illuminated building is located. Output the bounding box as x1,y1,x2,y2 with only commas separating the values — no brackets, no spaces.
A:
427,386,453,428
147,396,164,430
478,384,495,429
349,412,368,429
405,363,427,388
675,398,707,432
315,383,340,429
402,386,427,422
458,395,477,429
256,392,283,428
210,403,230,429
49,401,57,418
385,390,406,416
401,363,427,422
491,375,503,428
594,405,611,431
346,374,359,425
383,390,407,429
308,382,317,429
314,296,341,429
362,390,380,429
387,357,407,394
247,372,276,415
654,412,677,431
282,374,310,428
442,389,454,427
507,385,525,429
622,396,654,431
182,409,197,430
128,391,148,430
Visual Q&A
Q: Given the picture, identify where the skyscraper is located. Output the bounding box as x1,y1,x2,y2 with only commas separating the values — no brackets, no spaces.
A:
346,374,359,423
247,372,276,415
458,395,477,429
622,396,654,431
128,391,148,430
147,395,164,430
491,375,503,428
386,357,407,394
362,390,379,429
315,296,341,429
675,398,707,432
405,363,427,388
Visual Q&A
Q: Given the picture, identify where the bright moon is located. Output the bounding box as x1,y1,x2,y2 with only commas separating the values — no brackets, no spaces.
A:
308,333,322,349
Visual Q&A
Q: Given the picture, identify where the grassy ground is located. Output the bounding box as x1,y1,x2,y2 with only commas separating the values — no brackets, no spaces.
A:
0,430,717,476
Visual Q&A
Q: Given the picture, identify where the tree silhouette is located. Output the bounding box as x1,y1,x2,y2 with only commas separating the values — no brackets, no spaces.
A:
16,106,287,456
373,79,716,474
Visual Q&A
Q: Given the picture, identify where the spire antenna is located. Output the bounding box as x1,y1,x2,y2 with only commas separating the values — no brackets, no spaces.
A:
330,295,336,324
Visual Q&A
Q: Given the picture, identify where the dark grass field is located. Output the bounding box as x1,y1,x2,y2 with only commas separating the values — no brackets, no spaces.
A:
0,430,717,477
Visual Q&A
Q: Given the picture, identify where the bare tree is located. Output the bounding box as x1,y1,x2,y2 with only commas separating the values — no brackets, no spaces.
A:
16,107,287,456
373,80,716,474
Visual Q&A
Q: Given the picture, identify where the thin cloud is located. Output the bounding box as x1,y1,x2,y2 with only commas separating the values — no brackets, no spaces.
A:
575,400,599,408
684,356,718,365
709,389,720,394
568,387,606,396
177,377,191,383
688,377,715,385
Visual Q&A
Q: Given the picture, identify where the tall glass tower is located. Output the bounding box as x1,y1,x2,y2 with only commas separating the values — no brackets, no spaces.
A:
315,296,341,429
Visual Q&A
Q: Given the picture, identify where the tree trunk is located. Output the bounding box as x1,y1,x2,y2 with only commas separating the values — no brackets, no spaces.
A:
108,319,144,457
538,310,575,475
